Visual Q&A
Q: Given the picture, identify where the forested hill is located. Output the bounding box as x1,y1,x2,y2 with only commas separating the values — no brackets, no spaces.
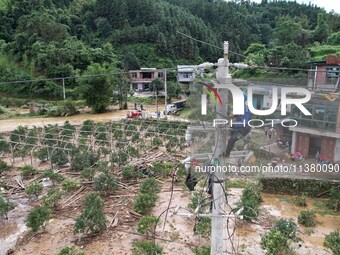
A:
0,0,340,99
165,0,340,52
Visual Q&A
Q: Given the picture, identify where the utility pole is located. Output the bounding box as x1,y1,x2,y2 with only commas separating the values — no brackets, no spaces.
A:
154,83,159,118
62,78,66,101
210,41,230,255
179,42,250,255
164,70,167,117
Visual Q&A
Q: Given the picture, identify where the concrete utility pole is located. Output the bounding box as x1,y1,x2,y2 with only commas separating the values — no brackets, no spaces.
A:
164,70,167,117
210,42,230,255
180,42,250,255
62,78,66,101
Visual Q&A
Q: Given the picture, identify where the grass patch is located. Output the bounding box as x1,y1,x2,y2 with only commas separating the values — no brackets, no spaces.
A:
309,45,340,61
312,198,340,216
226,179,249,189
178,107,191,118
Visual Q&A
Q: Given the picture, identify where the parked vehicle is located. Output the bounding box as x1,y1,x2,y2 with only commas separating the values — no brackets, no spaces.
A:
164,104,178,115
164,100,186,115
127,111,142,118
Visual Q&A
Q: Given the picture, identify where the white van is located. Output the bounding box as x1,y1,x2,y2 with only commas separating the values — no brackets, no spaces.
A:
164,104,178,115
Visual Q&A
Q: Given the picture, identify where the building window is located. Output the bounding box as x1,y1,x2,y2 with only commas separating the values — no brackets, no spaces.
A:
130,73,137,79
183,73,191,79
326,67,340,84
292,101,338,131
142,72,152,79
158,72,164,79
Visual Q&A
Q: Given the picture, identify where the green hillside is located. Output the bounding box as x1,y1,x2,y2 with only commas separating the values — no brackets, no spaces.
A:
0,0,340,99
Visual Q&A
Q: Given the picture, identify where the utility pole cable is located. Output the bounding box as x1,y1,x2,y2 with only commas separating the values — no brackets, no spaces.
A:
210,41,230,255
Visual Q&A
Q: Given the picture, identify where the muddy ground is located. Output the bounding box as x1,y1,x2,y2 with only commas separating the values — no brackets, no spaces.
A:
1,178,339,255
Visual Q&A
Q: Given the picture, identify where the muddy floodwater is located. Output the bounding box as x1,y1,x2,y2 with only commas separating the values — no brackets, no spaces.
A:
1,187,339,255
236,192,340,255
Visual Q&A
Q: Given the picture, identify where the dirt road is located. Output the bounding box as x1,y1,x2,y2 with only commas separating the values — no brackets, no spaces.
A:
0,104,189,133
0,110,130,133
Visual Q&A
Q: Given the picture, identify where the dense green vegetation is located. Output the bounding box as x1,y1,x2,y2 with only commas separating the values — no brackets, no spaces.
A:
324,230,340,255
0,0,339,101
261,219,297,254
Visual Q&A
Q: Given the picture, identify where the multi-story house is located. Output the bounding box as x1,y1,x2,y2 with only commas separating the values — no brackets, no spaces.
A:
177,65,199,87
308,55,340,92
128,68,164,91
287,55,340,162
290,95,340,162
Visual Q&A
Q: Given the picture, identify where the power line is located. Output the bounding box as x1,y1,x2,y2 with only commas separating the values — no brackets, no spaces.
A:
0,70,131,85
176,31,250,60
176,31,340,75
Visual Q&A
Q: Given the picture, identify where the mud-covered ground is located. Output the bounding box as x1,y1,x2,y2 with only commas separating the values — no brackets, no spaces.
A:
1,180,339,255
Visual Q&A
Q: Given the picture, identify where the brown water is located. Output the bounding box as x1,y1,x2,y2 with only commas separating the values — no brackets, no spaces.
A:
0,104,165,133
263,193,340,250
0,111,128,132
2,186,339,255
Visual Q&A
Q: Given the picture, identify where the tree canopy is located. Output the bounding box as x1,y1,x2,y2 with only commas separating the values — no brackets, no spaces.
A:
0,0,339,99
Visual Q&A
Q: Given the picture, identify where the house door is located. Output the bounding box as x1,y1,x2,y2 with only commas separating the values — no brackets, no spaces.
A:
320,138,335,161
295,133,310,157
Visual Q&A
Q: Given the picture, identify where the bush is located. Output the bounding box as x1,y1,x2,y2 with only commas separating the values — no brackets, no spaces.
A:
260,178,337,197
59,100,78,116
34,147,49,162
328,187,340,211
26,182,44,198
81,167,96,181
292,195,307,207
74,192,106,235
111,150,128,166
131,133,140,142
51,149,69,166
327,32,340,45
274,219,297,239
195,217,211,238
122,164,138,180
0,139,10,154
127,145,139,158
133,193,157,214
152,137,163,148
131,240,163,255
0,106,6,114
93,173,118,196
298,210,317,227
42,169,63,185
26,206,51,232
57,246,86,255
237,183,262,221
137,215,158,235
194,246,210,255
41,188,62,209
71,150,99,171
62,179,78,193
261,230,290,255
20,165,37,178
140,178,160,194
0,160,10,174
324,231,340,255
0,196,14,220
150,161,173,177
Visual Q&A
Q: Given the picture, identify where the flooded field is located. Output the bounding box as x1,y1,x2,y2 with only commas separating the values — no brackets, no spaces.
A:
1,184,339,255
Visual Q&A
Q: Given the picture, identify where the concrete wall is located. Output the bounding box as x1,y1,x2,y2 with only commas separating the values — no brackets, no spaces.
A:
316,66,327,86
291,131,296,154
335,139,340,162
337,103,340,133
177,72,195,83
